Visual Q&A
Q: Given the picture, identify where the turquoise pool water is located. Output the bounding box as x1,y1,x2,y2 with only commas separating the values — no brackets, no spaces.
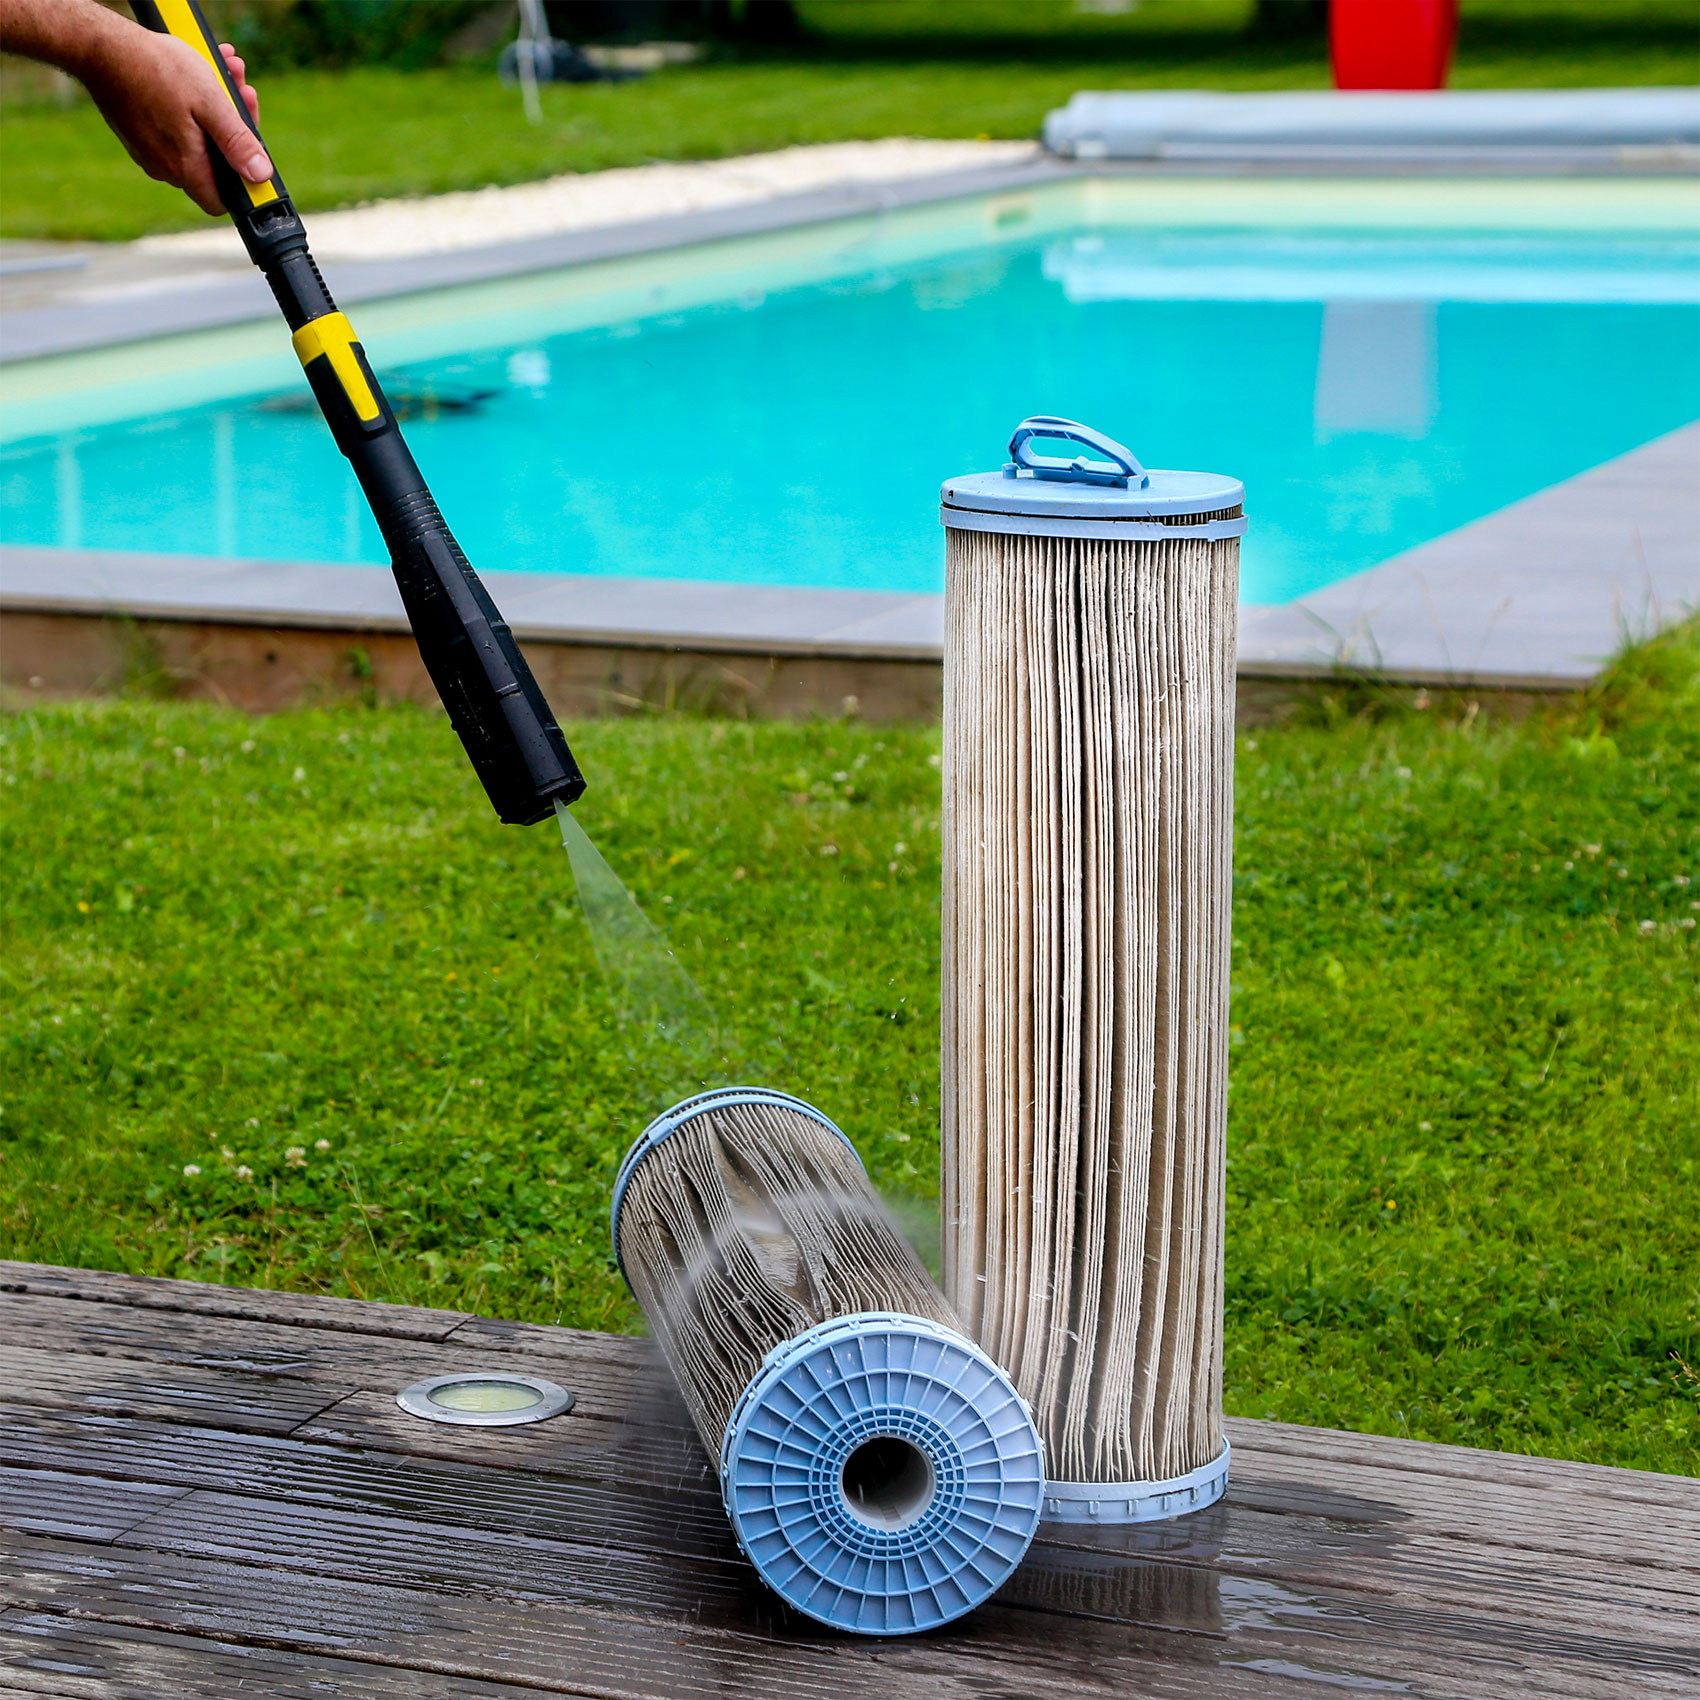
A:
4,222,1696,605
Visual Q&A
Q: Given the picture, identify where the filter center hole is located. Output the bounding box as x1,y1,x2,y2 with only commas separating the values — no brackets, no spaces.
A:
840,1436,935,1531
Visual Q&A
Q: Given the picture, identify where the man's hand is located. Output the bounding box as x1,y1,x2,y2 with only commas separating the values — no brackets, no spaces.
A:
0,0,273,217
82,27,271,215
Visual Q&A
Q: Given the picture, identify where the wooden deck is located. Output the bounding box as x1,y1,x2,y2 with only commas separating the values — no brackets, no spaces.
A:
0,1261,1693,1698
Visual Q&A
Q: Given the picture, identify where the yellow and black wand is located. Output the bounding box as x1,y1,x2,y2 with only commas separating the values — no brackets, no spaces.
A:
129,0,585,826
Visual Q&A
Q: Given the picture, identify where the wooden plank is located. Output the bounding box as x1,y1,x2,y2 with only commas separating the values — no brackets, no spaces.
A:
0,1610,554,1699
0,1295,654,1423
115,1488,762,1620
13,1360,1700,1652
6,1267,1693,1697
0,1261,470,1341
4,1401,1691,1657
5,1532,1663,1700
12,1270,1685,1517
303,1382,1700,1600
85,1472,1700,1688
1226,1415,1696,1510
0,1406,733,1565
0,1272,651,1396
1216,1438,1700,1578
8,1284,1693,1576
0,1468,186,1544
0,1346,346,1434
299,1388,716,1492
2,1265,1679,1505
0,1534,1258,1700
9,1292,1686,1598
1078,1450,1695,1586
1032,1503,1698,1630
1000,1537,1700,1680
8,1277,1685,1533
444,1314,658,1370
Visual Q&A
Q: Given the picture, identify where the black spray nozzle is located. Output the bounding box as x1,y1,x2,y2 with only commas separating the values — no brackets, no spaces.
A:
385,499,585,826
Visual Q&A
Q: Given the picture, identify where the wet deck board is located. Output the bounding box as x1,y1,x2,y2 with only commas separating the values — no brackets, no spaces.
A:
1,1260,1694,1699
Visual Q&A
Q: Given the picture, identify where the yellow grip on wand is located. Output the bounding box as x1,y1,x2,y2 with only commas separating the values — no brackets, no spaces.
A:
292,313,382,424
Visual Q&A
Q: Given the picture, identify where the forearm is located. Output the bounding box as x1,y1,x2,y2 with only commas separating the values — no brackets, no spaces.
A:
1,0,270,214
0,0,135,84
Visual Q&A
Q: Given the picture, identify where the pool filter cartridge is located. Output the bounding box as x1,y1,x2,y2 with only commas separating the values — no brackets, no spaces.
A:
611,1088,1046,1633
939,418,1245,1524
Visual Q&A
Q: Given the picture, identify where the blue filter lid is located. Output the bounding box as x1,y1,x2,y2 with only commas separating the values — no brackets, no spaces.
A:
720,1312,1047,1635
609,1087,858,1281
942,415,1246,540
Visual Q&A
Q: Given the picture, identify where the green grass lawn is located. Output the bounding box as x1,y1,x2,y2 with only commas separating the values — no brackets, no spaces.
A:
2,629,1696,1473
1,0,1694,241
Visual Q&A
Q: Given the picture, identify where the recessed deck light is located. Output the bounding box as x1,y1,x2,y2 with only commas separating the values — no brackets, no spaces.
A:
396,1372,574,1427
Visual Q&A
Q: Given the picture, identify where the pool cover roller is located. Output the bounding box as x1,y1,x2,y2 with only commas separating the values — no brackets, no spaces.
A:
130,0,583,826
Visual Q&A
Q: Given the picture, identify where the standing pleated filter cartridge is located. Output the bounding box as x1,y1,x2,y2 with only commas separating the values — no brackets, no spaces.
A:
611,1087,1046,1632
940,418,1244,1524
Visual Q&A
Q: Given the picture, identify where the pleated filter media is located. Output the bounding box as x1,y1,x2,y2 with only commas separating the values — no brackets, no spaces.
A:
939,419,1245,1524
611,1087,1046,1634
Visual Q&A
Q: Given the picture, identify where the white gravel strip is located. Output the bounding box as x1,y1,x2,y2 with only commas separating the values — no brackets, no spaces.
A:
137,138,1038,264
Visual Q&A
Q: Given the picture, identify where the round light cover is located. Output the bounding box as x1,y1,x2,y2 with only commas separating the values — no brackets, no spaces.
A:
396,1372,574,1427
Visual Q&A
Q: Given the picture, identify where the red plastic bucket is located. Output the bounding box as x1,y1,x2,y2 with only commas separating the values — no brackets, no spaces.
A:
1331,0,1459,90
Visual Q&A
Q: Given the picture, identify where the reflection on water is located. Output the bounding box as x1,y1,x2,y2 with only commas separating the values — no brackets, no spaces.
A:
1007,1484,1428,1688
1041,227,1700,305
1313,302,1437,441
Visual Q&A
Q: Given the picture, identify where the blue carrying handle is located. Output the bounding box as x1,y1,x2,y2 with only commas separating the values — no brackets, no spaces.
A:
1004,416,1148,489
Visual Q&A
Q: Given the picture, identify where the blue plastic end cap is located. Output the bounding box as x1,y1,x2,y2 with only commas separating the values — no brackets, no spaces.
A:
720,1312,1047,1636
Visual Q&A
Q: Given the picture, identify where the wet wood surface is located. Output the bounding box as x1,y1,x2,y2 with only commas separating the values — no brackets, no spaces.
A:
1,1260,1694,1698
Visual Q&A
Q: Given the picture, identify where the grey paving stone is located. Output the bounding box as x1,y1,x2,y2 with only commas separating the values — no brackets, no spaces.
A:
0,545,940,661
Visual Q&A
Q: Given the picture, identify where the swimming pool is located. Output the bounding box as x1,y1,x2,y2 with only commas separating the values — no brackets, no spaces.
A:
2,178,1695,607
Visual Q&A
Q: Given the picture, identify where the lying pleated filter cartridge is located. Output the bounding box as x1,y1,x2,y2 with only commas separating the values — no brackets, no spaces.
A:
940,418,1243,1524
611,1087,1046,1633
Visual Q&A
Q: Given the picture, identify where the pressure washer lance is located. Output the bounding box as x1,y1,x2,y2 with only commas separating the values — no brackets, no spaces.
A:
131,0,583,826
612,1088,1046,1635
940,417,1245,1524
